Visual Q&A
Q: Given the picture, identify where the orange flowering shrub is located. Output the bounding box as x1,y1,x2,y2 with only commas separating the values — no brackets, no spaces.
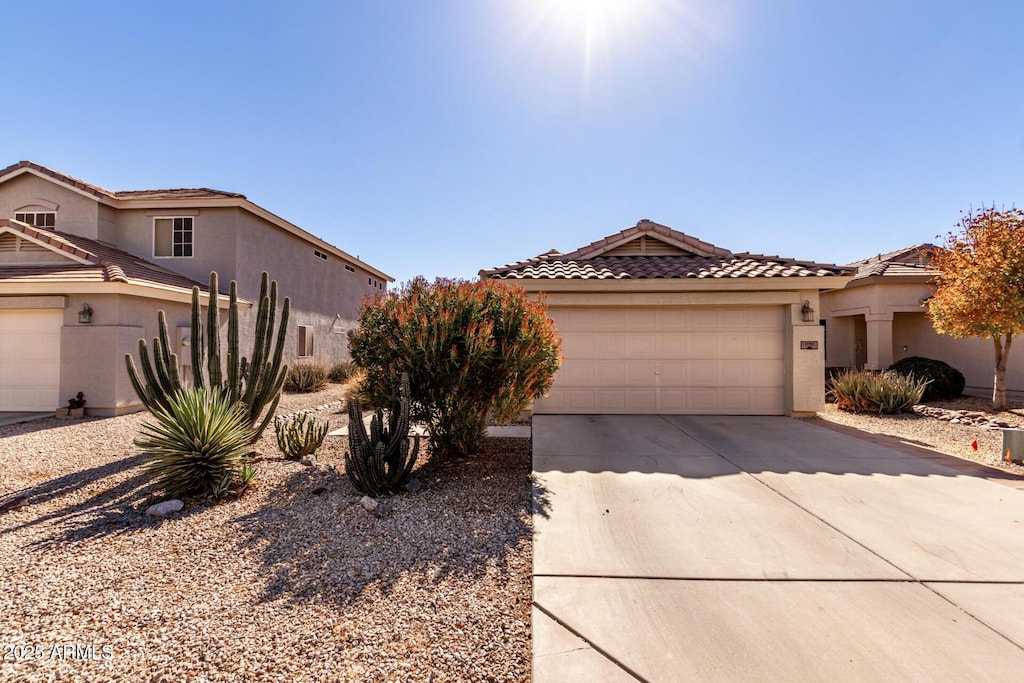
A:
348,278,562,458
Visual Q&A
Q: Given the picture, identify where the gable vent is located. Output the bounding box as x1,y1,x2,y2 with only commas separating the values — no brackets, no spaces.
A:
603,235,691,257
0,234,17,252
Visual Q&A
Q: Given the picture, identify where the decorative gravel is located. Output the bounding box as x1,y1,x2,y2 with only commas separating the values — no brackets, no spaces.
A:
0,385,532,682
811,396,1024,476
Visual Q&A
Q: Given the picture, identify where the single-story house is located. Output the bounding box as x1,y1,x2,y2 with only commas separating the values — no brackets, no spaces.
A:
820,244,1024,394
0,161,392,416
481,220,853,416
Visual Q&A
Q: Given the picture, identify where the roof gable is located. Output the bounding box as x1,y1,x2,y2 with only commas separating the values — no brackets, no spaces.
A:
0,220,96,266
564,220,732,260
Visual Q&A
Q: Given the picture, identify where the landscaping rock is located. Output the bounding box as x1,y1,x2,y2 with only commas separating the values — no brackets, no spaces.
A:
404,477,423,493
299,454,317,467
360,495,378,512
373,501,393,518
0,494,29,513
146,499,183,518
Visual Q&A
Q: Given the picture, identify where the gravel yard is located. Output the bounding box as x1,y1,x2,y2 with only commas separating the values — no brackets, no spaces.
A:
0,385,532,682
811,396,1024,477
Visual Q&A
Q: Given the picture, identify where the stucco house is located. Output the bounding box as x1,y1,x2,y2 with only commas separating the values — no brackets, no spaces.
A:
820,244,1024,394
481,220,853,416
0,161,391,416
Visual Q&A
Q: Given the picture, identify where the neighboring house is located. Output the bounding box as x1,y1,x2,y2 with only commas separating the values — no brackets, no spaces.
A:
481,220,853,416
820,244,1024,394
0,161,392,415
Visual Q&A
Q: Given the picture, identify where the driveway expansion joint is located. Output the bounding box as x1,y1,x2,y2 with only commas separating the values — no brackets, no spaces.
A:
534,601,648,682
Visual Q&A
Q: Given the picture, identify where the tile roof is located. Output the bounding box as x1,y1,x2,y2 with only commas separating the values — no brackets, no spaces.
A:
0,160,245,201
847,243,939,281
485,253,849,279
0,220,210,294
482,220,850,280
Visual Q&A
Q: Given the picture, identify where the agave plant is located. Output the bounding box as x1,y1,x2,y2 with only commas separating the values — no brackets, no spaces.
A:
136,387,256,499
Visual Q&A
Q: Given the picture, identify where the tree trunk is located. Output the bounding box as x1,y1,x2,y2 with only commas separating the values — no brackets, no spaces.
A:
993,334,1012,411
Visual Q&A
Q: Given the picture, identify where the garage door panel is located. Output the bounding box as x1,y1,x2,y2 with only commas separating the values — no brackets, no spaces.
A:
749,336,784,360
719,390,751,413
655,309,688,329
688,361,718,385
626,309,657,330
686,309,718,329
594,335,625,358
626,362,655,385
750,361,785,387
656,335,687,357
718,334,748,358
625,389,656,412
686,334,718,359
719,362,750,387
595,390,626,412
560,360,595,386
657,361,687,384
690,389,719,412
750,307,785,329
594,362,626,385
560,333,595,357
592,309,626,330
626,335,655,358
719,308,749,328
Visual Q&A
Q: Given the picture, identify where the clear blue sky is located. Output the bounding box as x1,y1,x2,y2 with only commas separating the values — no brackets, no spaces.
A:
3,1,1021,284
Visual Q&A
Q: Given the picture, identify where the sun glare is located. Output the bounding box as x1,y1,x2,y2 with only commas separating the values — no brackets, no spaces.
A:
508,0,724,98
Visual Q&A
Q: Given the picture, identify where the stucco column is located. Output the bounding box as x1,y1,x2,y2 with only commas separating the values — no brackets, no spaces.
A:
864,315,894,371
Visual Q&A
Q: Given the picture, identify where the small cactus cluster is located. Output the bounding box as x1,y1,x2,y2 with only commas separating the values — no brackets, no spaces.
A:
275,413,330,460
345,372,419,496
126,271,290,441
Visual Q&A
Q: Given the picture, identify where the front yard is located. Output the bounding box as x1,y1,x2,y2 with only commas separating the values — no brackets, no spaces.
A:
0,385,532,682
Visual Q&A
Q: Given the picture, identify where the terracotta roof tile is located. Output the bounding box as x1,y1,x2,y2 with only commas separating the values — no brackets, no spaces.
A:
485,254,850,280
847,243,940,281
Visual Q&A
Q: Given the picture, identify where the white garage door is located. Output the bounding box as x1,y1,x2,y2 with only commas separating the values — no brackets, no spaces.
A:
536,306,786,415
0,309,62,411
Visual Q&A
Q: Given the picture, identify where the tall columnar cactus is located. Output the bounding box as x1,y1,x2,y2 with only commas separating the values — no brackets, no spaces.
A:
345,372,419,496
126,271,290,441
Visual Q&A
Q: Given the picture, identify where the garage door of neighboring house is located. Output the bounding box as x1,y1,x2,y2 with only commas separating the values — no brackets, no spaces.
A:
0,309,62,411
536,305,786,415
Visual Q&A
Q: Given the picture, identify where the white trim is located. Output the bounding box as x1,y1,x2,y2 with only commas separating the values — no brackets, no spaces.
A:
151,215,195,259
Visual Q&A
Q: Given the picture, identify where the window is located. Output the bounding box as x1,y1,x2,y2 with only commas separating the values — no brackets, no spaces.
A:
15,212,55,229
154,217,193,257
297,325,314,358
344,264,355,273
314,249,328,260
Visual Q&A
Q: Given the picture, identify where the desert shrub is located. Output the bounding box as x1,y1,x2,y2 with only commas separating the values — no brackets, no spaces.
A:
136,387,256,499
274,413,329,460
285,362,329,393
887,357,965,402
348,278,562,459
830,369,927,414
328,361,356,383
345,372,419,496
341,368,374,409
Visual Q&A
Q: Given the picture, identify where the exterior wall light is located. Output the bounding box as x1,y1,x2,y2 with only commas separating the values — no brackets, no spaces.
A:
78,303,93,324
800,300,815,323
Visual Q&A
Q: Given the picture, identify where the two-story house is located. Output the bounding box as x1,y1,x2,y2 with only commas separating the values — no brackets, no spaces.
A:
0,161,391,416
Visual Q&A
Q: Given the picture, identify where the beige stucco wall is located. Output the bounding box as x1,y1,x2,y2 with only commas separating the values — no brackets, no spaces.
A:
821,281,1024,394
59,293,196,415
114,206,240,285
892,312,1024,393
235,211,382,364
0,173,103,240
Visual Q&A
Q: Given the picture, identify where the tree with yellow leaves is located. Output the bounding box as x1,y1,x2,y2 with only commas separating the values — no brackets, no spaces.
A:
928,207,1024,410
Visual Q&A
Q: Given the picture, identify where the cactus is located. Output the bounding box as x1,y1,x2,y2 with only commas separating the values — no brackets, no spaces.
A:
126,271,290,441
344,372,419,496
275,413,330,460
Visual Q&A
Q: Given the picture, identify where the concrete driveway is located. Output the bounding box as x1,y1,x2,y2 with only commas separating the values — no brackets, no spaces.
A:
533,415,1024,682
